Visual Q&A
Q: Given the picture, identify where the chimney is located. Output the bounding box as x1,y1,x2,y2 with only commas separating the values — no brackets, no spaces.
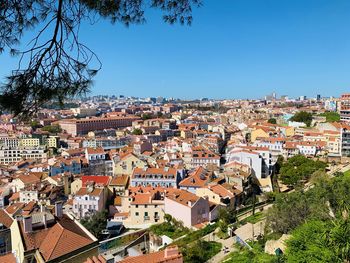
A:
23,216,32,233
42,213,47,228
55,201,63,218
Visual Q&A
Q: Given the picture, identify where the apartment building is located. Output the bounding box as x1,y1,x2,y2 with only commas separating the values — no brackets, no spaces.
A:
50,157,82,176
21,138,40,147
0,135,20,148
46,136,59,148
227,146,271,179
58,116,140,136
183,147,220,169
341,123,350,156
340,93,350,122
131,167,179,188
114,153,148,175
123,191,165,228
73,183,105,218
0,147,47,165
164,190,210,229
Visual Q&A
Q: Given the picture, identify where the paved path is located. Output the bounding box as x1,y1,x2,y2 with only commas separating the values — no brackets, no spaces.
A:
205,235,236,263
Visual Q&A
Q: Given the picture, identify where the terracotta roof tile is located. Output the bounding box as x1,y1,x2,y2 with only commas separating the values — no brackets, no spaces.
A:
110,174,129,186
120,246,182,263
0,209,13,228
0,253,16,263
76,187,104,197
82,176,110,187
20,215,95,261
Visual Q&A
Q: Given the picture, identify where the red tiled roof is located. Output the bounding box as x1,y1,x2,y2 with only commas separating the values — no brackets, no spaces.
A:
0,209,13,228
86,147,105,155
76,187,104,197
82,176,110,186
20,215,95,261
165,189,201,207
85,255,107,263
17,173,41,185
179,167,212,188
5,202,25,215
39,223,93,261
110,175,129,186
132,167,177,179
0,253,16,263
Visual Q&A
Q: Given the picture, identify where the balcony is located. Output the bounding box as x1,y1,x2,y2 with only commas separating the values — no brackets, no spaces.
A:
144,216,150,220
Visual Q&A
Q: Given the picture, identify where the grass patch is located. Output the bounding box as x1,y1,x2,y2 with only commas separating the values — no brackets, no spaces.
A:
240,212,265,224
217,230,230,239
149,221,189,239
344,170,350,177
172,223,218,247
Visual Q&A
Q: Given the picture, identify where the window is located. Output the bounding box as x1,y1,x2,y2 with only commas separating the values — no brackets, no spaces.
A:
135,212,139,216
144,205,148,208
144,212,148,216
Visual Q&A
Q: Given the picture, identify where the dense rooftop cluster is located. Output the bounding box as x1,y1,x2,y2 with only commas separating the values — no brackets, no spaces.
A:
0,93,348,262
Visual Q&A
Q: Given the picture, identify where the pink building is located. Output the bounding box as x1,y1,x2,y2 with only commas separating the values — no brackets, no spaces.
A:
164,190,210,228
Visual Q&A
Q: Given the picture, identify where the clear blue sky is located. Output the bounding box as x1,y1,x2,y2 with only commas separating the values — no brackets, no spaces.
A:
1,0,350,99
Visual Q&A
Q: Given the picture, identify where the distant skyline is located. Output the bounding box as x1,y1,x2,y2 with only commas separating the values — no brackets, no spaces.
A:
1,0,350,99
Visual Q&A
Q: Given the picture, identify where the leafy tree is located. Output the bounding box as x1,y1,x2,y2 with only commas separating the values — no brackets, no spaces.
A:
322,174,350,216
285,218,350,263
183,240,222,263
290,111,313,127
41,124,62,134
268,118,277,124
318,112,340,122
0,0,201,118
142,113,153,120
274,155,284,174
30,120,42,129
164,213,173,223
132,128,143,135
80,210,108,240
266,173,350,262
265,191,329,234
285,220,335,263
279,155,327,186
225,243,280,263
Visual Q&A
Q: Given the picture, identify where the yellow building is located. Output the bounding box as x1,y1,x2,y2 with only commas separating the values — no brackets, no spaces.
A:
251,128,270,142
114,153,148,175
279,126,295,137
21,138,40,147
122,192,164,228
46,136,59,148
